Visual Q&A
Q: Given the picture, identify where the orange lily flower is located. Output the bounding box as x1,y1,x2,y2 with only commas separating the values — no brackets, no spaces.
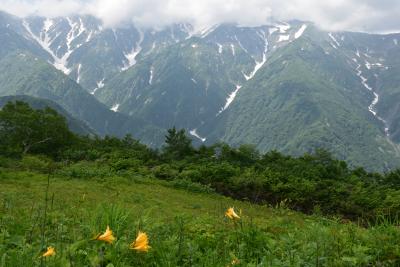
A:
225,207,240,220
42,246,55,257
130,231,151,252
95,225,116,244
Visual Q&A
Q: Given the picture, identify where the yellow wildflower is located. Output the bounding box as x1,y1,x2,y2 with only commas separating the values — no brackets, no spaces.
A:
42,246,55,257
225,207,240,220
130,231,151,252
95,225,116,244
226,256,240,267
231,258,240,265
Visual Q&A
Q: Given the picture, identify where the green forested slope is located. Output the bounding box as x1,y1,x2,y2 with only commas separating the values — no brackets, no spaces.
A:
200,30,400,171
0,95,95,135
96,37,254,130
0,52,165,145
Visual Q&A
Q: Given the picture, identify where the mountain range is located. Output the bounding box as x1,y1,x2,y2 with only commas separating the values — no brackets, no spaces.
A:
0,10,399,171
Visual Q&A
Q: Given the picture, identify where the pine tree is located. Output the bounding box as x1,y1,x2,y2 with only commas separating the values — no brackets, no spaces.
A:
163,127,193,160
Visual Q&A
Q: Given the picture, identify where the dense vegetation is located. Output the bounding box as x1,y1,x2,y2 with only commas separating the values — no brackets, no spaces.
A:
3,166,400,266
2,101,400,223
1,101,400,265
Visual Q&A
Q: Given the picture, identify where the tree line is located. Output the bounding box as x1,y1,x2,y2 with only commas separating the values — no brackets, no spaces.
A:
1,100,400,222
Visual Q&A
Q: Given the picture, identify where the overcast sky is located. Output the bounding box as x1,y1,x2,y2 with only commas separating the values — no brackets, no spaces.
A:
1,0,399,33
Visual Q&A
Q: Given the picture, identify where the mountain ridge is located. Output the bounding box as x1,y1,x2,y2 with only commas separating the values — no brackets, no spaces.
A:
0,10,399,171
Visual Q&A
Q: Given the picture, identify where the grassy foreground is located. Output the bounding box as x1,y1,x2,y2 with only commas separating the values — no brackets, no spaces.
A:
1,169,400,266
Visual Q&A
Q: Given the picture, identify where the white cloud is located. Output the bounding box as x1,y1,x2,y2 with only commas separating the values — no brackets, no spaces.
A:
0,0,399,32
268,0,400,33
0,0,86,18
83,0,274,29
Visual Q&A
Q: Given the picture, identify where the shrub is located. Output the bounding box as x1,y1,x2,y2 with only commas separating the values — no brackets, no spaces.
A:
19,155,55,173
57,161,113,179
110,159,143,171
152,164,179,180
61,149,102,162
170,178,215,194
0,156,17,168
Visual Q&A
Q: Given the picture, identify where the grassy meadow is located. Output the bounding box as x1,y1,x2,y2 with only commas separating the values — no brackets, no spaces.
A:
1,103,400,266
1,162,400,266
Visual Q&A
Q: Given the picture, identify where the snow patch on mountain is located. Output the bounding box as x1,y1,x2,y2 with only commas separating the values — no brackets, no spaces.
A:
354,58,389,136
330,43,338,49
278,35,290,42
199,24,219,38
294,24,307,39
189,129,206,142
23,16,98,75
234,35,250,54
122,28,144,71
23,19,72,75
216,43,223,54
111,104,120,112
276,23,291,33
86,30,94,42
394,38,398,45
66,17,88,50
43,18,53,32
149,66,154,85
328,33,341,47
180,23,194,40
243,30,268,80
76,63,82,83
230,44,235,56
91,78,105,95
366,61,384,69
268,27,278,35
218,84,242,114
97,79,105,89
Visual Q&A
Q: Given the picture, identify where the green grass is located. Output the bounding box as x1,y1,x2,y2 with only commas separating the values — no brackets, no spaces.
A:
1,168,400,266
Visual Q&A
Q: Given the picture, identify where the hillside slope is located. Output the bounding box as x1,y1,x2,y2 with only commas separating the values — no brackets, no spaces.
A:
198,27,400,170
1,167,399,266
0,95,95,135
0,52,165,145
